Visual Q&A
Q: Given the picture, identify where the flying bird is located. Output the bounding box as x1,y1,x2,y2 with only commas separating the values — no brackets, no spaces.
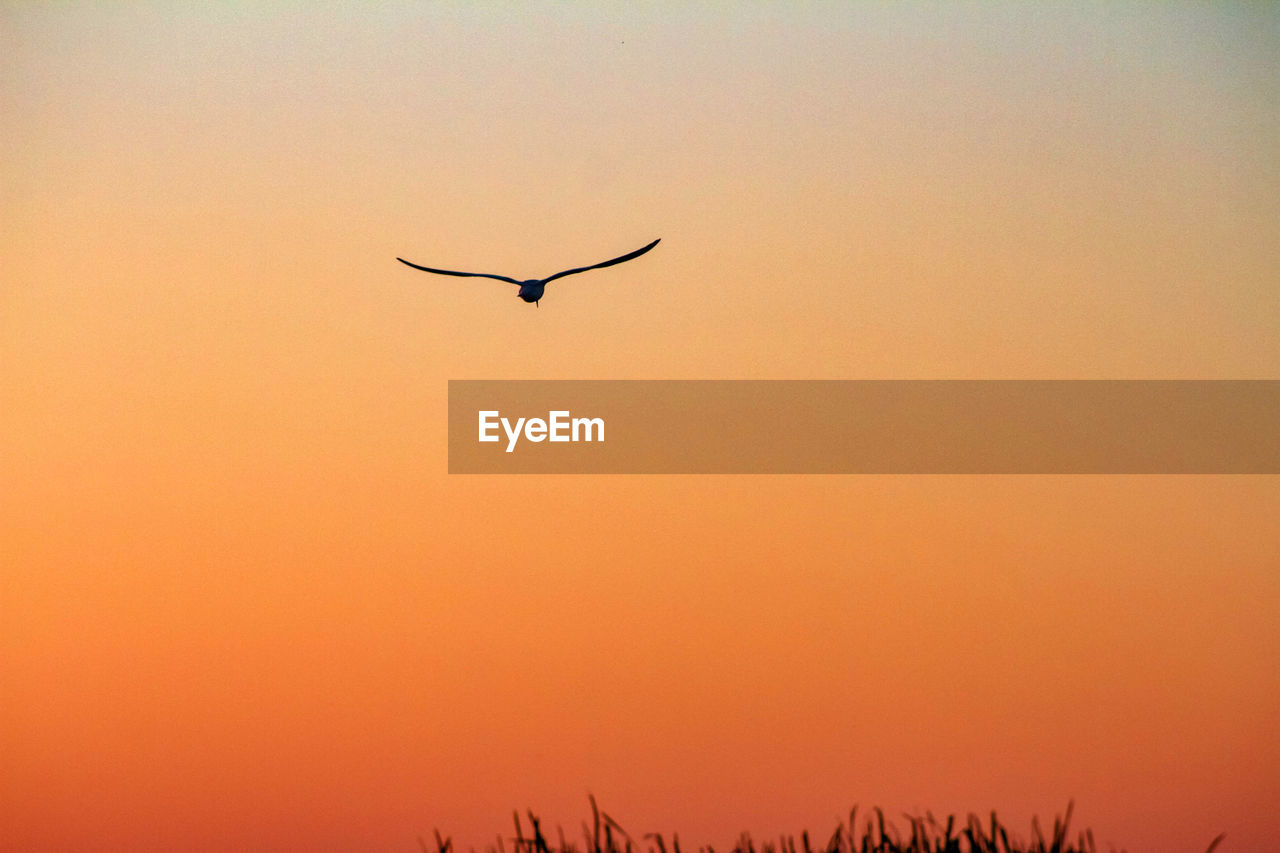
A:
397,238,659,306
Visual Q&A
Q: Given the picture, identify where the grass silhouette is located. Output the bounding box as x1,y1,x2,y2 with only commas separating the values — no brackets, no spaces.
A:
423,797,1227,853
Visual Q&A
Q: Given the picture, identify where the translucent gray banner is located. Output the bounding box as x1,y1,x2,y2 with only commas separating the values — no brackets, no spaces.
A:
448,381,1280,474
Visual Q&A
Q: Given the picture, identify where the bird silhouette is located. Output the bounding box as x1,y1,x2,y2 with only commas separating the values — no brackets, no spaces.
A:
397,238,659,306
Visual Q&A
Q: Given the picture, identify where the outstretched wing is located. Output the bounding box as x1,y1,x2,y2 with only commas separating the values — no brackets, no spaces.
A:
541,238,660,284
396,257,520,285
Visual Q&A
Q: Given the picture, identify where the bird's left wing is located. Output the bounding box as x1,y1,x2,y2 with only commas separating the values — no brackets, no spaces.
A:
541,238,660,284
396,258,520,285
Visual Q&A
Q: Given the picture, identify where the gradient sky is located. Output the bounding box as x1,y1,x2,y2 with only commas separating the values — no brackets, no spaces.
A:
3,4,1278,852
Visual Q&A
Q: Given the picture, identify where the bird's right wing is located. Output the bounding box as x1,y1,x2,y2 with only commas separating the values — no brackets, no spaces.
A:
396,257,520,284
541,238,661,284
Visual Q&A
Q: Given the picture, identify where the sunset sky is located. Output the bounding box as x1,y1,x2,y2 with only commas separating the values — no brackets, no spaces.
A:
3,4,1278,851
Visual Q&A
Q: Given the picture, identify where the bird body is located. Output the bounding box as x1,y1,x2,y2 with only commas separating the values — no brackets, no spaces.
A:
516,281,546,304
397,238,659,306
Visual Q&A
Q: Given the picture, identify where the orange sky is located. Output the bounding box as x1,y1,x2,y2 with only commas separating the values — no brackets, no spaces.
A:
3,5,1278,852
